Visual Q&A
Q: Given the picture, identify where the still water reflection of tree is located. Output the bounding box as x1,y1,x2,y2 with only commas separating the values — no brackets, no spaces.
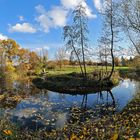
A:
0,77,44,109
81,90,116,114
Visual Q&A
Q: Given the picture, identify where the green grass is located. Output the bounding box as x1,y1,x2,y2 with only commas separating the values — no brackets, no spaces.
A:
46,65,129,76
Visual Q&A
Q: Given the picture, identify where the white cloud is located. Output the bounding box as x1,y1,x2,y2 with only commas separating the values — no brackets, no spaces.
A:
35,5,68,33
35,5,46,14
9,23,37,33
93,0,102,11
82,1,97,18
35,1,96,32
43,45,50,50
93,0,111,12
18,16,24,21
34,48,42,51
31,45,50,54
122,80,129,88
0,33,8,40
34,46,50,52
61,0,96,18
49,6,68,27
12,108,38,118
35,13,51,32
61,0,83,9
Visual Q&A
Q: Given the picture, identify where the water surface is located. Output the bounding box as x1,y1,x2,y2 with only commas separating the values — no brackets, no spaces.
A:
0,78,139,130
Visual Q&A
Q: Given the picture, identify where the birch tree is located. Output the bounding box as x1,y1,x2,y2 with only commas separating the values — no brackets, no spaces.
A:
101,0,119,80
73,4,89,77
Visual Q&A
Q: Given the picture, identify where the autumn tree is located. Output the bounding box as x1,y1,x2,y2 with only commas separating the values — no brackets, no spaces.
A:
0,39,21,81
1,39,19,61
0,39,41,77
55,47,66,69
0,43,6,77
29,51,40,71
18,49,42,75
0,39,19,73
133,55,140,70
114,57,120,66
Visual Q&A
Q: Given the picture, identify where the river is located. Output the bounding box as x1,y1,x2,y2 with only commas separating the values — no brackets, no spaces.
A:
0,78,139,131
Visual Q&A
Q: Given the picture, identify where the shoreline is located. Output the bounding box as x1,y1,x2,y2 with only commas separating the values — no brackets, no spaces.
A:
32,74,117,94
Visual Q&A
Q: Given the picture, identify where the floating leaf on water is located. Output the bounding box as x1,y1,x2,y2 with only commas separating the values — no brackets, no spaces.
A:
3,130,12,135
95,128,98,132
70,133,80,140
128,138,135,140
110,133,119,140
52,118,55,121
80,135,84,139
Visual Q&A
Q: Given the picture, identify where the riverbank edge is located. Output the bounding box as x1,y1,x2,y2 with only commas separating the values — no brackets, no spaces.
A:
119,68,140,80
32,73,119,94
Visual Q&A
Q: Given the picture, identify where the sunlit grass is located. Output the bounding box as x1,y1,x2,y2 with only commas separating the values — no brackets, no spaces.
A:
46,65,129,75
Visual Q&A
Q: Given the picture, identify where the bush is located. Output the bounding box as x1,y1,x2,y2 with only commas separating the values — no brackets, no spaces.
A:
47,62,57,70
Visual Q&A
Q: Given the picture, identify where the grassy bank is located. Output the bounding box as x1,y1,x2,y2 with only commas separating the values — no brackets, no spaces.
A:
32,66,126,93
33,72,120,94
119,68,140,80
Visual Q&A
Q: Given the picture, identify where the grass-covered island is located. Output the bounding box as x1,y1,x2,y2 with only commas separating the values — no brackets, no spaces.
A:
32,66,122,94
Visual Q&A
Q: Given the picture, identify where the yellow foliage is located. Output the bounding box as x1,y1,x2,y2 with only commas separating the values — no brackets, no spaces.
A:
128,138,135,140
10,95,21,102
0,94,5,100
79,135,84,139
70,133,80,140
110,133,119,140
3,130,12,135
5,61,15,72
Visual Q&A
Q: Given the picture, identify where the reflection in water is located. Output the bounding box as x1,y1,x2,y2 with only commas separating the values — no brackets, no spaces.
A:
81,90,115,110
0,77,41,109
0,78,139,131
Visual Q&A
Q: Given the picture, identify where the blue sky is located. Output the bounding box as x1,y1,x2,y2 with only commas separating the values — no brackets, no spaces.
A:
0,0,107,59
